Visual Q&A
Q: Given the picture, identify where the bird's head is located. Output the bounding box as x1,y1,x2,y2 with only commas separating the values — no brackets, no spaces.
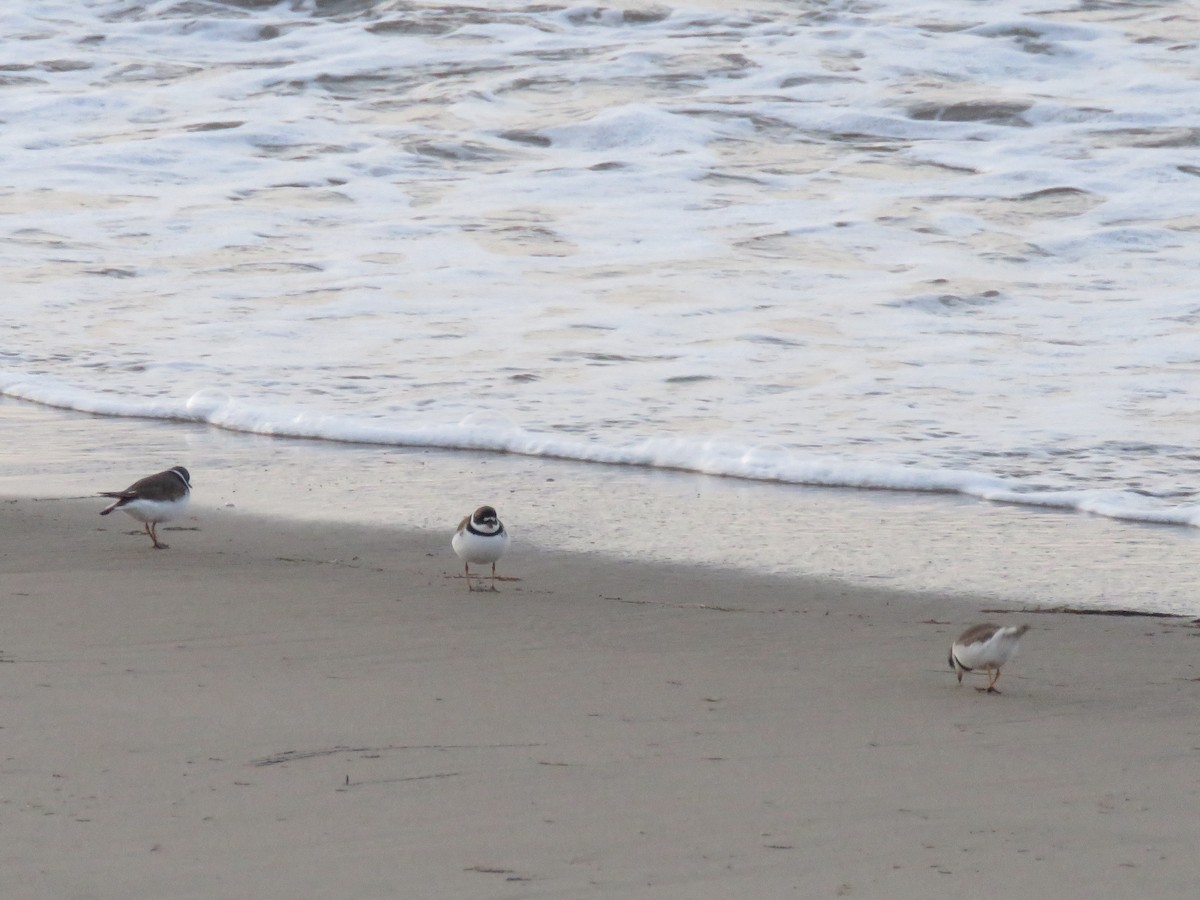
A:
473,505,499,526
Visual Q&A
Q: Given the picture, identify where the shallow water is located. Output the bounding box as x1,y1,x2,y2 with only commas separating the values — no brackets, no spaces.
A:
3,1,1200,530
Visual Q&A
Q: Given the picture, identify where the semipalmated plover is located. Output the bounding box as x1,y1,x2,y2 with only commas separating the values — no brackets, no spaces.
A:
452,505,511,592
99,465,192,550
948,623,1030,694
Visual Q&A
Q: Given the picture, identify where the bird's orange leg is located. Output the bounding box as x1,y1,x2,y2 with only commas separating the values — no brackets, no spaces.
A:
148,522,168,550
464,562,474,592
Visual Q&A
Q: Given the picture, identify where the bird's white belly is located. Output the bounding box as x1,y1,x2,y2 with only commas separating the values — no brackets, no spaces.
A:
957,638,1017,670
452,529,510,564
119,496,189,525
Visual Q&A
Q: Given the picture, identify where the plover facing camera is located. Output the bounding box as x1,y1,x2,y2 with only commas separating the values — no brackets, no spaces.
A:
452,505,511,592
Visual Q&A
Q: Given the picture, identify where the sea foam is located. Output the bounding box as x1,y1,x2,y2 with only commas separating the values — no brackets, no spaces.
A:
4,0,1200,541
6,371,1198,529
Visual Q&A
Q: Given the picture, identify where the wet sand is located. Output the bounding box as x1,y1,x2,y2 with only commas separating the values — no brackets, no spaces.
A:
4,396,1199,615
2,495,1199,898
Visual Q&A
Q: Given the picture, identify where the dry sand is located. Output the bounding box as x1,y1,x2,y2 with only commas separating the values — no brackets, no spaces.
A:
2,496,1200,899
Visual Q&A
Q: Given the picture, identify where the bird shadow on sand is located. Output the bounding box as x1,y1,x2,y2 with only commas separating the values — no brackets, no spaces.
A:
444,574,523,592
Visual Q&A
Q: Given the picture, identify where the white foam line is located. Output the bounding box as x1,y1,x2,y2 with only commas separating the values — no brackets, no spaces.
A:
5,374,1199,529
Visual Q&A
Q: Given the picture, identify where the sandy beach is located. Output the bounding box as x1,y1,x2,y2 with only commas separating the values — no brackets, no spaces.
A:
6,2,1200,895
2,494,1199,899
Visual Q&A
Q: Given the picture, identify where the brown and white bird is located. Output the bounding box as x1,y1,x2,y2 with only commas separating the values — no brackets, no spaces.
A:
99,466,192,549
948,623,1030,693
452,505,511,592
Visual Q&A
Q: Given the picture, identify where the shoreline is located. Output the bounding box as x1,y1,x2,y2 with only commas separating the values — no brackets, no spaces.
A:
2,496,1200,897
4,398,1200,615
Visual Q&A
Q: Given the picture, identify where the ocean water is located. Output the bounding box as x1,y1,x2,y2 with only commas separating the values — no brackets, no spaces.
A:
3,1,1200,609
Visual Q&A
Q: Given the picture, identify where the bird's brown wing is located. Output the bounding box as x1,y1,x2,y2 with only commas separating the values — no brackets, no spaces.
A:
99,470,185,503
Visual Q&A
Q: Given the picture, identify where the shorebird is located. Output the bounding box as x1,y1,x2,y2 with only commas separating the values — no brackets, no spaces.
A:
948,623,1030,693
452,505,511,591
99,465,192,549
